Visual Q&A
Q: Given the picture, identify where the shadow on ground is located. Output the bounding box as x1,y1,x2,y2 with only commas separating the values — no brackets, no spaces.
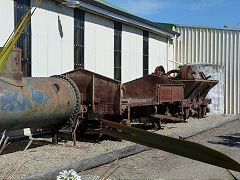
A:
0,132,119,155
1,139,52,155
208,133,240,147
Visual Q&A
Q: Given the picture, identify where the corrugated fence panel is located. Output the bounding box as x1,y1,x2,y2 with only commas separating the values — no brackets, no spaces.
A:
31,0,74,77
0,0,14,47
174,25,240,114
122,24,143,83
85,12,114,79
149,33,167,74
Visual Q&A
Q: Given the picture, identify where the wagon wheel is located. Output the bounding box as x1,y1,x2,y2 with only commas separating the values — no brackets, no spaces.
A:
181,65,195,79
154,66,165,77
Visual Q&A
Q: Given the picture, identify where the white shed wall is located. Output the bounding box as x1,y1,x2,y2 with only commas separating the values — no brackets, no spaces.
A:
0,0,14,47
174,26,240,114
149,33,168,74
85,12,114,78
122,24,143,83
31,0,74,77
167,40,175,70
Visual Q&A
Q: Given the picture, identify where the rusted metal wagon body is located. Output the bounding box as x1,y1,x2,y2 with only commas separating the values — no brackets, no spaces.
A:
155,65,218,119
62,68,122,133
179,79,218,118
63,68,121,116
120,65,218,128
122,75,184,106
121,74,185,127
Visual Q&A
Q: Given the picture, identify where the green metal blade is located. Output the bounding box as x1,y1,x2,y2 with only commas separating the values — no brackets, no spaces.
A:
101,119,240,172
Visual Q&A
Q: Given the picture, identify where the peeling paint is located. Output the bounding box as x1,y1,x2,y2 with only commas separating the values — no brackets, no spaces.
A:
0,91,32,111
32,89,50,107
0,89,51,112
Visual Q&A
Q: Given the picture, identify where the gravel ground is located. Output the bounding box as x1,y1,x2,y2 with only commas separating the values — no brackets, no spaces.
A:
0,114,230,179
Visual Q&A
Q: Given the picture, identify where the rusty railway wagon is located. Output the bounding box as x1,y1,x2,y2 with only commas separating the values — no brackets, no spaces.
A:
0,48,218,143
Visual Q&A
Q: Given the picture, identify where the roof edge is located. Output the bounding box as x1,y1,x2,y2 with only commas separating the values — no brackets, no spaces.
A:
60,0,180,37
175,24,240,32
86,0,179,36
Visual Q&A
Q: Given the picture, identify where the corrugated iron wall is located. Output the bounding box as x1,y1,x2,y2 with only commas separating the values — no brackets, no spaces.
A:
0,0,14,47
174,25,240,114
31,0,74,77
149,32,168,74
167,39,174,71
84,12,114,78
121,24,143,83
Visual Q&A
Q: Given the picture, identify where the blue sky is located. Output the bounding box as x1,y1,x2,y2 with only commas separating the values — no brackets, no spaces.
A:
106,0,240,28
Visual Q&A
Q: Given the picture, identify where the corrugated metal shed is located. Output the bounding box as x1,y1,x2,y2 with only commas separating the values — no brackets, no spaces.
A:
173,25,240,114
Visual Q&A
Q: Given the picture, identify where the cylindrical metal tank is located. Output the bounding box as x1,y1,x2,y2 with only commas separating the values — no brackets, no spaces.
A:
0,76,80,131
0,48,80,131
188,63,225,114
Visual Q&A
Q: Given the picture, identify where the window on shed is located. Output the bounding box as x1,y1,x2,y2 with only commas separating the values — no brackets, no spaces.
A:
14,0,31,77
143,30,149,76
114,21,122,81
74,9,85,69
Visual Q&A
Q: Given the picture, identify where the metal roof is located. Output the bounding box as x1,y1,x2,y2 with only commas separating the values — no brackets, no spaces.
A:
157,22,240,32
60,0,179,37
175,24,240,32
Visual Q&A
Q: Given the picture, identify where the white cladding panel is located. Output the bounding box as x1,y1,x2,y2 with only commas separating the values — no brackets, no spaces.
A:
168,40,175,70
174,26,240,114
85,12,114,78
149,33,168,74
122,24,143,83
31,0,74,77
0,0,14,47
